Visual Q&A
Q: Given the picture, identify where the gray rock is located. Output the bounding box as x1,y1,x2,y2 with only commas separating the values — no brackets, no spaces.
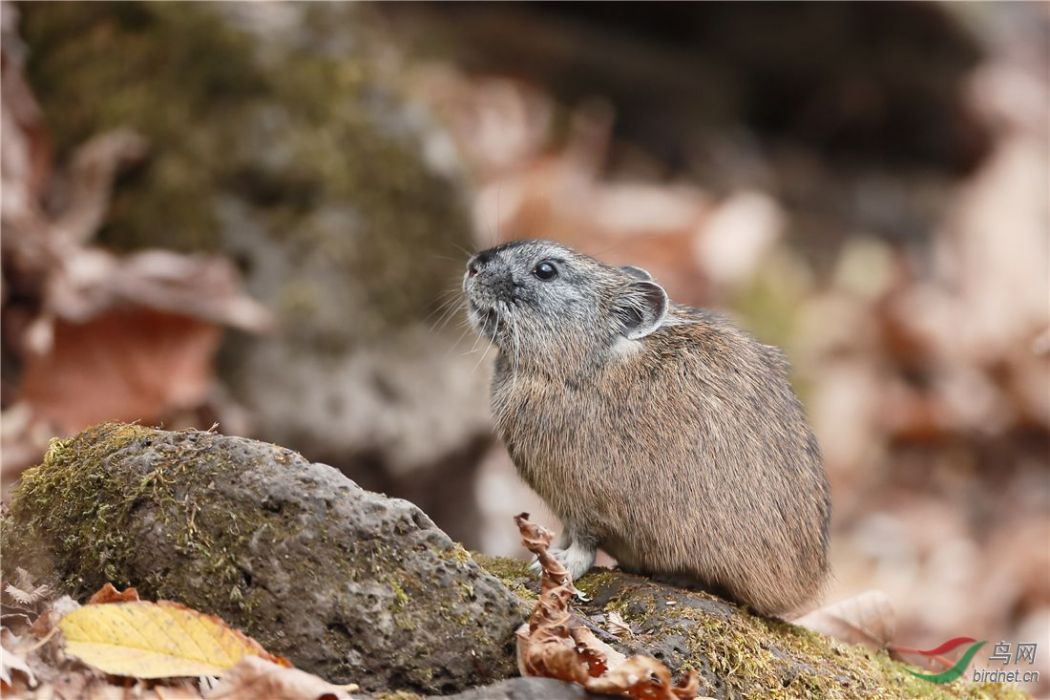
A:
1,424,525,695
3,423,1026,699
438,678,607,700
481,560,1030,700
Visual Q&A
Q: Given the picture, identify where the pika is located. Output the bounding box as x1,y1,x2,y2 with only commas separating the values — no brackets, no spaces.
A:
464,240,830,616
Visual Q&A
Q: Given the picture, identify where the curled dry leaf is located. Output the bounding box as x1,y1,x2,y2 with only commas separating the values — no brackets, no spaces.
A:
207,656,357,700
514,512,577,594
793,590,896,650
513,514,701,700
515,589,590,686
586,656,700,700
571,625,625,678
87,582,141,605
59,599,291,679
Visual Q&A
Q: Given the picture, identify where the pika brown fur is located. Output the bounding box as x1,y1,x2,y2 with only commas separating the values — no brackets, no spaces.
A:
464,240,830,616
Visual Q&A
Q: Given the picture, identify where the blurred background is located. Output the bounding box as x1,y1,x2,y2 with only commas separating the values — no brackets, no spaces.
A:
1,2,1047,694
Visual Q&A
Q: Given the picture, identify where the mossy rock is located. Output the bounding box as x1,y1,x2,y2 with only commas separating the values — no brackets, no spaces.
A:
18,3,493,542
479,560,1030,700
436,678,605,699
1,424,522,694
1,422,1029,698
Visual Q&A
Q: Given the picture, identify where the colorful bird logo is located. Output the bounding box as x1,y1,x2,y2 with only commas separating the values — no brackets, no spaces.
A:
905,637,987,684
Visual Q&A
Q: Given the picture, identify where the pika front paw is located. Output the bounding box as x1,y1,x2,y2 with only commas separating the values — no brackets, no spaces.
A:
559,543,597,581
528,542,597,582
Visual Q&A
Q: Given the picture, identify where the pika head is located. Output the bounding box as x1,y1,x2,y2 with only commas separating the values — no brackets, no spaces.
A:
463,240,669,371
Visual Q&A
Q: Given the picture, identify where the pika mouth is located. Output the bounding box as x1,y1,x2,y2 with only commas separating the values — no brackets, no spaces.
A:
468,300,501,339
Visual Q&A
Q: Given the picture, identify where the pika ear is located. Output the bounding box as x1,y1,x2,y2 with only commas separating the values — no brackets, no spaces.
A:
614,280,668,340
620,265,653,281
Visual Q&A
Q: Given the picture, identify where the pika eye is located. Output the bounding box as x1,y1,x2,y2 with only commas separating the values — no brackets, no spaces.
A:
533,261,558,280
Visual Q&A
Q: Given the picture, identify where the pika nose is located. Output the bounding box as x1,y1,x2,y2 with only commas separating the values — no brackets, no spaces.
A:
467,250,493,277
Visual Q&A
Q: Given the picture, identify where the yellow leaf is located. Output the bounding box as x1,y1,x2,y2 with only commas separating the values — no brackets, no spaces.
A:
59,601,286,678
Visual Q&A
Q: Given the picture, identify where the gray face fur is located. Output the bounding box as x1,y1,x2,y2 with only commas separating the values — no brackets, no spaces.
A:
463,240,668,373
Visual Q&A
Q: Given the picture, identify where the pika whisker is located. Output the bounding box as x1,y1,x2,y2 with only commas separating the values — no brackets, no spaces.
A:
429,296,466,334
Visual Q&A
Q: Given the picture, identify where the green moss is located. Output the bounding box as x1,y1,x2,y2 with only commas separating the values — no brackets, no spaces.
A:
574,568,622,600
389,576,418,632
474,554,538,605
375,692,424,700
391,579,410,609
443,543,473,566
576,574,1028,700
3,424,305,620
20,3,262,254
5,424,151,589
3,423,521,691
10,423,272,612
19,2,472,343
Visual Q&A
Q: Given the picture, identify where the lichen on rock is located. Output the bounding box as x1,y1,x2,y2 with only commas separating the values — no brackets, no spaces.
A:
2,423,1028,699
2,423,521,694
478,561,1030,700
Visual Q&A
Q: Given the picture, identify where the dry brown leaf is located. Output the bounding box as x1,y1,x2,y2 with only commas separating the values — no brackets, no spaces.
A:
48,670,95,700
11,567,35,592
513,514,700,700
1,590,211,700
44,676,204,700
30,595,80,641
16,309,221,435
514,512,577,595
586,656,700,700
3,582,50,607
51,129,147,245
42,249,272,332
87,583,140,605
514,588,589,685
207,656,357,700
0,8,271,480
571,625,625,677
793,590,896,650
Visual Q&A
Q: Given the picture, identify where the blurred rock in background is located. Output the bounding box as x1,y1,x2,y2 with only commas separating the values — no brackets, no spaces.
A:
2,2,492,544
1,1,1047,694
